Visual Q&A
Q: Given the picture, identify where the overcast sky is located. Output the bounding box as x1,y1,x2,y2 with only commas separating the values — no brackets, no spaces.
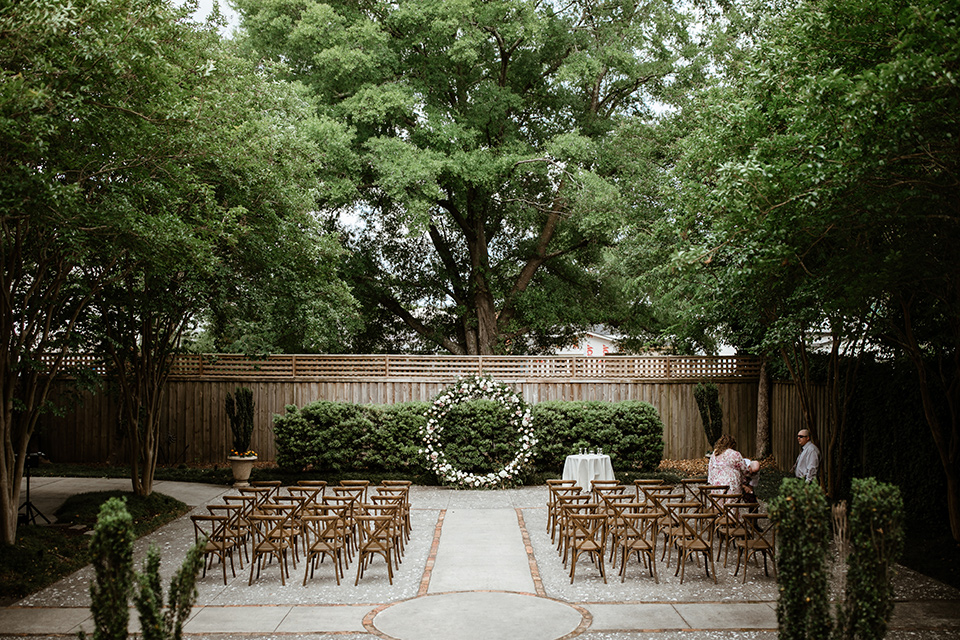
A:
187,0,240,32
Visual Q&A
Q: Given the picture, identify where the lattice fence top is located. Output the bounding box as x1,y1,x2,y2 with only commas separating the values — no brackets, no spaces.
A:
43,353,761,381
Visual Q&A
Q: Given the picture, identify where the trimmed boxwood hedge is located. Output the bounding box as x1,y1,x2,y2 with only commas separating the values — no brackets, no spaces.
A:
273,398,665,477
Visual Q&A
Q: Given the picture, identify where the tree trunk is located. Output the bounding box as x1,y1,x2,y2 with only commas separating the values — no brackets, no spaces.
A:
756,359,771,458
0,413,27,546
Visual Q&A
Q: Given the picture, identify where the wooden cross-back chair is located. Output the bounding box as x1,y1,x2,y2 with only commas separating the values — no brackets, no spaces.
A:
323,494,359,561
374,485,411,542
555,495,595,561
191,513,237,585
247,508,296,586
567,512,608,584
616,511,660,583
716,500,754,568
362,502,404,569
735,512,776,583
301,510,348,585
206,503,248,568
354,514,397,585
674,512,718,584
600,495,642,564
547,484,582,543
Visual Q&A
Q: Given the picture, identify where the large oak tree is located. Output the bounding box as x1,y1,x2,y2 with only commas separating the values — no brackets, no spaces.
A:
236,0,706,354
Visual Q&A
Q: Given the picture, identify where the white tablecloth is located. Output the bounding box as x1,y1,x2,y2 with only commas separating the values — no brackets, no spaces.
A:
562,454,615,492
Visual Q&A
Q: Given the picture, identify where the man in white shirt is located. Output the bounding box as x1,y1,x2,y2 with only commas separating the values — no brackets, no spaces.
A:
792,429,820,483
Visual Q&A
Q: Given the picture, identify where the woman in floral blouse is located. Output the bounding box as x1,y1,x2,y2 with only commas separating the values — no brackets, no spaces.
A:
707,434,748,495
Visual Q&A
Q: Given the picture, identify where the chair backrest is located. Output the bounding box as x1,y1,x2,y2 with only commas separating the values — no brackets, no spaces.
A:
678,512,717,546
286,486,323,510
640,486,682,516
191,513,230,544
237,486,272,509
355,514,395,548
697,484,729,511
247,512,289,550
705,491,743,517
620,511,659,542
741,512,776,546
206,503,242,531
339,480,370,503
302,513,343,545
297,480,328,489
250,480,282,501
380,480,412,487
568,512,607,546
592,482,626,501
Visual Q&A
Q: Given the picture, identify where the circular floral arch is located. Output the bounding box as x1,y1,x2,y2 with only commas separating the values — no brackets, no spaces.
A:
420,375,537,488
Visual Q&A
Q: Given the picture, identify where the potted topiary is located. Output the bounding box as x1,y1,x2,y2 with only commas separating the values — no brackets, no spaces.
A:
225,387,256,486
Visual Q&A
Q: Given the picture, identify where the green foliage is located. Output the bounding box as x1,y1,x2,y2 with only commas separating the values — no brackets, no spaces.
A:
80,495,204,640
768,479,833,640
844,359,947,537
274,398,663,476
236,0,710,355
85,497,135,640
770,477,906,640
431,400,520,476
225,387,256,455
531,401,664,472
835,478,904,640
273,401,375,473
134,543,204,640
693,382,723,445
365,402,431,474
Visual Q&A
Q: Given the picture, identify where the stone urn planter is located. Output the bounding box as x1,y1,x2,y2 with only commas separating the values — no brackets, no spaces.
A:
227,455,257,487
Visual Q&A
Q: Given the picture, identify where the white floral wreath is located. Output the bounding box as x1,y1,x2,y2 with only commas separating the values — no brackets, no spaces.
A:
420,375,537,489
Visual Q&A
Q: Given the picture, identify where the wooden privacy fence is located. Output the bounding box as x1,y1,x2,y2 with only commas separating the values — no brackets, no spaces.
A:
49,353,762,380
35,354,821,468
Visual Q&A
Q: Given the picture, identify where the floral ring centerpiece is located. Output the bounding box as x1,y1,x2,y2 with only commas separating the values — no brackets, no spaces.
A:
421,375,537,489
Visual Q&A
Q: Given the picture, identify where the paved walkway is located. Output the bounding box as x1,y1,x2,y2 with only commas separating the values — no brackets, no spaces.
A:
2,477,959,639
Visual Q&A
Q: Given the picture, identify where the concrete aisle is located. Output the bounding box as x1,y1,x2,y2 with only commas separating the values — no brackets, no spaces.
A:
427,508,535,593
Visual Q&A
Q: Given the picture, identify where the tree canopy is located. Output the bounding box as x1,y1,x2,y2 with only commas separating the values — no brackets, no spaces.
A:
613,0,959,536
235,0,708,354
0,0,356,539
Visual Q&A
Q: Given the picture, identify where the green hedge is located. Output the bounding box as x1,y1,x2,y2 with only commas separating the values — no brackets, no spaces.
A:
272,397,665,477
531,401,664,472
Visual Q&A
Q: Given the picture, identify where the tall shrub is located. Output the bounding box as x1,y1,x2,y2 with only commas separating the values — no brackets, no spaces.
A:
225,387,255,456
768,478,833,640
81,498,204,640
835,478,904,640
134,543,203,640
694,382,723,446
86,497,135,640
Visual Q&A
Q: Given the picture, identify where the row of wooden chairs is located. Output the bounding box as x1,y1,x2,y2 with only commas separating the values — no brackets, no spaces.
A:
191,479,412,587
546,478,776,584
